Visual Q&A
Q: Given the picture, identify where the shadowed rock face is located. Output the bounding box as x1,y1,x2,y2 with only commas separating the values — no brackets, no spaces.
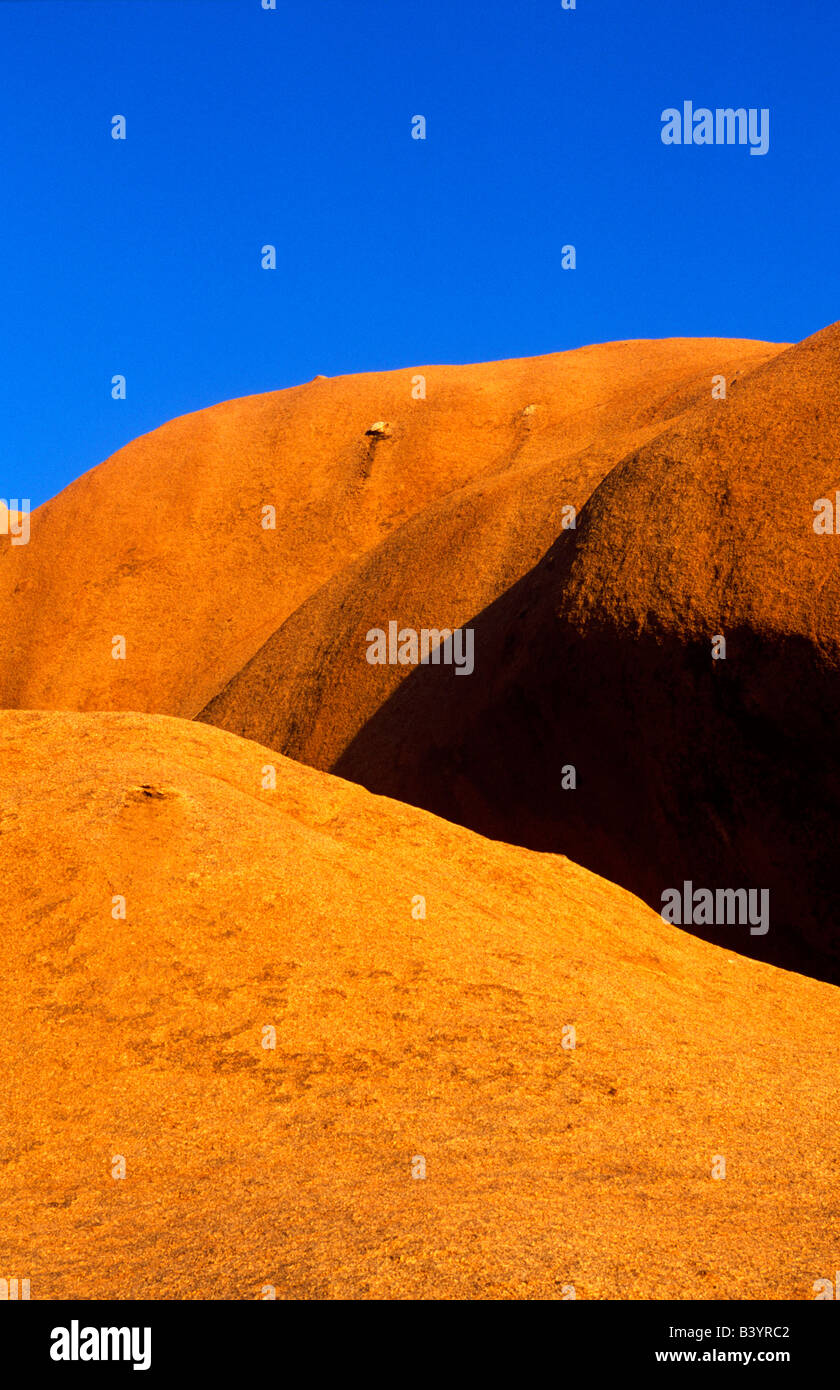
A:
325,323,840,981
4,709,840,1300
0,337,779,719
191,329,840,979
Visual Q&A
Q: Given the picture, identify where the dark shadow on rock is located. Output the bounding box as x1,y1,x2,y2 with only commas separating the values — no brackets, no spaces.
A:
333,532,840,985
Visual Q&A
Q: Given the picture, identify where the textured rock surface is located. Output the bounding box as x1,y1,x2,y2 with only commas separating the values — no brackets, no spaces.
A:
2,709,839,1300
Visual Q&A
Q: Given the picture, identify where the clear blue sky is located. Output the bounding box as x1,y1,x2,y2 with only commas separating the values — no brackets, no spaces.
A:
2,0,838,506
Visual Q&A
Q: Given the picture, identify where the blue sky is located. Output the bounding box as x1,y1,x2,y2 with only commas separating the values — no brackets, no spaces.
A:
2,0,838,506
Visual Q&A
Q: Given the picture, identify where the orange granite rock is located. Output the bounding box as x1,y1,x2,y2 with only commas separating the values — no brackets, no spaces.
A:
1,709,837,1300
